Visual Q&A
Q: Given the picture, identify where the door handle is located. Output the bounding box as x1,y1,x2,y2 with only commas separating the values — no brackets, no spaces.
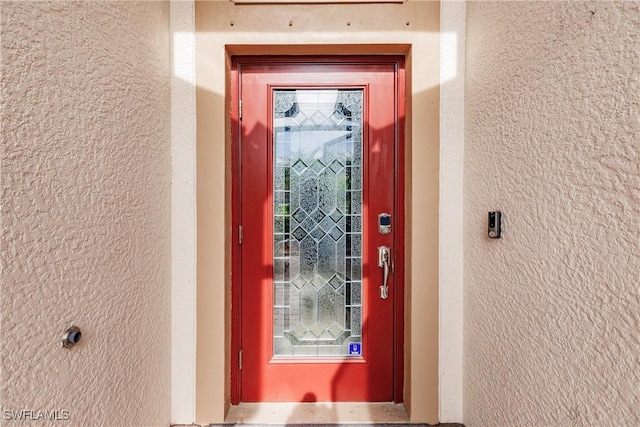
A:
378,246,391,299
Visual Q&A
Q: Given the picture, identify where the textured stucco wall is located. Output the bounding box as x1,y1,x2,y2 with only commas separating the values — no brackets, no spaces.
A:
1,2,171,426
464,2,640,426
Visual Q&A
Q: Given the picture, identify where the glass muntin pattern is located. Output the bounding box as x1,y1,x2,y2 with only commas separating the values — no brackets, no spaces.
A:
272,88,364,357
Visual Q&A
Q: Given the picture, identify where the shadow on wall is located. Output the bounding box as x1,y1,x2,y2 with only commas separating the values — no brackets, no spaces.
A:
191,53,442,424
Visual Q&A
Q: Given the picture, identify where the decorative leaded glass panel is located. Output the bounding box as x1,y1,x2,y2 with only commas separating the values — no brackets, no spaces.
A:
273,89,363,357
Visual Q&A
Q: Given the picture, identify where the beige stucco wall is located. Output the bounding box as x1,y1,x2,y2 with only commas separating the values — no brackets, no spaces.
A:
195,0,440,423
1,2,172,426
464,2,640,426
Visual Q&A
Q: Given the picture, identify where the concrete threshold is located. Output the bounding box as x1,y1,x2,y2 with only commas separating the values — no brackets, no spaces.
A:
223,402,411,424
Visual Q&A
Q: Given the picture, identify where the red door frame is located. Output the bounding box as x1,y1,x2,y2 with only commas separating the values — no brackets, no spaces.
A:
230,55,405,404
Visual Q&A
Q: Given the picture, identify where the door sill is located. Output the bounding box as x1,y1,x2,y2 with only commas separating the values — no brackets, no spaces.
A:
224,402,409,424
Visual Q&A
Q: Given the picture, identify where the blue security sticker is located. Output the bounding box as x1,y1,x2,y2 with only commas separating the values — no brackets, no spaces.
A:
348,342,362,356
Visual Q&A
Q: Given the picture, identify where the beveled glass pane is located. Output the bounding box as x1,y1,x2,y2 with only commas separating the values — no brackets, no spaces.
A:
273,89,363,357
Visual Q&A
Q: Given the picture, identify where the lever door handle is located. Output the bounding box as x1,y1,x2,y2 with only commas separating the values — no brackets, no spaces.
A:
378,246,391,299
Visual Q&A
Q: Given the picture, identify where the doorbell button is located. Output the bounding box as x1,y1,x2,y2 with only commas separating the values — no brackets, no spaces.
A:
488,211,502,238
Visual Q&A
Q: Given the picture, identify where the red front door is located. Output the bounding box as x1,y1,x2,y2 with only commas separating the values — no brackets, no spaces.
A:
232,57,404,403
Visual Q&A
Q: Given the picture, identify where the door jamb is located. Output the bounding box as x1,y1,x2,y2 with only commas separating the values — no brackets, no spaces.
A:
230,55,406,404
